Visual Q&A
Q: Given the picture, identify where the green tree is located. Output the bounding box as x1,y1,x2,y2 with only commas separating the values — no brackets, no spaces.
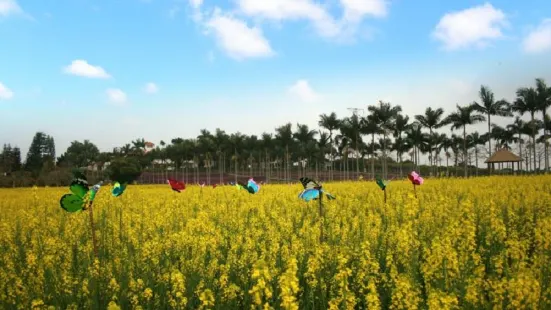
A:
1,144,22,174
293,123,317,176
535,78,551,171
512,87,539,171
25,132,56,176
415,107,446,171
472,85,512,154
318,112,341,180
61,140,100,168
105,156,143,184
444,104,486,177
275,123,294,180
466,132,486,176
507,116,526,170
368,100,402,178
361,114,382,179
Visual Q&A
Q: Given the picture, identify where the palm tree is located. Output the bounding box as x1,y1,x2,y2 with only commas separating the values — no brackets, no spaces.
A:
472,85,512,168
361,114,382,179
339,114,362,177
450,134,463,170
212,128,229,184
439,135,453,175
260,133,274,182
415,107,445,172
243,135,259,178
131,138,147,155
405,122,428,170
229,133,245,182
293,123,317,176
444,104,486,177
391,137,407,176
315,131,330,180
491,125,517,151
466,132,486,176
368,100,402,179
430,132,447,173
318,112,341,180
197,129,215,184
521,122,539,171
275,123,294,181
512,87,539,171
393,114,410,176
535,78,551,172
507,117,525,171
334,133,351,179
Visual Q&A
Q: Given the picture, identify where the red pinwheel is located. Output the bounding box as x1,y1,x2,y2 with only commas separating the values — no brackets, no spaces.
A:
168,178,185,193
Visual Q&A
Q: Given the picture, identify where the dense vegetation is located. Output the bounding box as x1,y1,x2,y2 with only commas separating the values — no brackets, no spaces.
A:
1,176,551,309
1,79,550,187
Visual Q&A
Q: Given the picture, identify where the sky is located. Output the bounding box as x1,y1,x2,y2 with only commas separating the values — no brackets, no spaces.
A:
1,0,551,158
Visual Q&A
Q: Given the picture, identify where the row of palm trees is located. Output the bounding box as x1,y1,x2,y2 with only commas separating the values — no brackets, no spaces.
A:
109,78,550,182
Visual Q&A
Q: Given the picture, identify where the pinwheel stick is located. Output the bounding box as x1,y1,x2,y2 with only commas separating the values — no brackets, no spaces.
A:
318,190,324,243
413,184,417,198
86,182,102,260
384,188,387,203
87,200,99,259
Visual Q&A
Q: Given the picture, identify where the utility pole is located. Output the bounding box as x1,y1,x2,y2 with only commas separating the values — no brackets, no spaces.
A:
347,108,364,181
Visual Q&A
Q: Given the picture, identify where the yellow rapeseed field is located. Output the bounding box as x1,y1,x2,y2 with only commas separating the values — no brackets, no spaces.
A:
1,176,551,309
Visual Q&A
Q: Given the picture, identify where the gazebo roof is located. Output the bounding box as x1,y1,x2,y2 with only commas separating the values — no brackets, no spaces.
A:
485,148,522,163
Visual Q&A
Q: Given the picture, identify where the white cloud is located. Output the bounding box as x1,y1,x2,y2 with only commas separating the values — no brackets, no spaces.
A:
523,19,551,54
106,88,127,105
0,0,22,16
237,0,340,37
340,0,388,21
432,3,507,50
144,82,159,94
63,60,111,78
236,0,387,39
0,82,14,100
205,8,274,60
288,79,320,103
189,0,203,9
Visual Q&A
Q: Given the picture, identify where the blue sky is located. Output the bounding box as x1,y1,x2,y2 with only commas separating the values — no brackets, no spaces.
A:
1,0,551,158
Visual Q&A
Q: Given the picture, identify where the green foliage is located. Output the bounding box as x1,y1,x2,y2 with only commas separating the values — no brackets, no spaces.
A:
1,144,22,173
105,156,143,184
59,140,100,168
24,132,55,176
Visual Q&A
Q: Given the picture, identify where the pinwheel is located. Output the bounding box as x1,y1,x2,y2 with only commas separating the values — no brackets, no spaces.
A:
112,182,127,197
59,174,102,257
60,175,102,212
375,176,390,203
237,178,260,194
168,178,186,193
408,171,424,197
298,177,335,202
298,177,335,243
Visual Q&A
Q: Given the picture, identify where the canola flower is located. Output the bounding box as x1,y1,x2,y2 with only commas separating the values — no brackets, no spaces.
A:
0,175,550,309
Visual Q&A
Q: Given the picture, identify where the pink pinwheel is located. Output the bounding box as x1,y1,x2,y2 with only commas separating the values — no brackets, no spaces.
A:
408,171,423,197
408,171,424,185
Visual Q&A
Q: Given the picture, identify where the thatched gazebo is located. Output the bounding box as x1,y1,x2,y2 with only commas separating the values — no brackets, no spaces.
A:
485,148,522,174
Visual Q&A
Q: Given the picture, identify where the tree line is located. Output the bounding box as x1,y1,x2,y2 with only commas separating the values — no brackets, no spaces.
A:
1,78,550,187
